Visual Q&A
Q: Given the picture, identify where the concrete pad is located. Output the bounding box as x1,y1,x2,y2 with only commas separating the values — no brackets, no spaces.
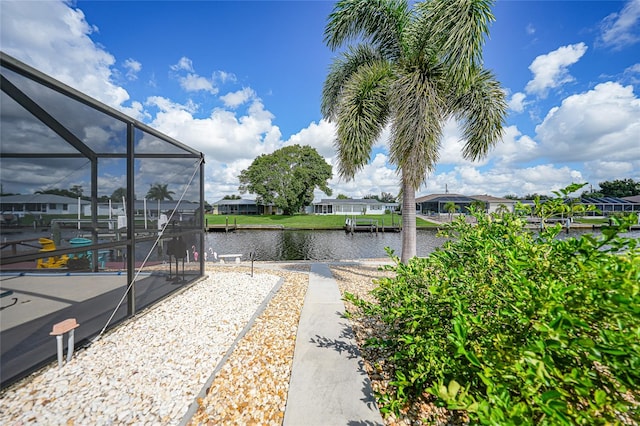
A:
284,263,383,426
0,274,128,331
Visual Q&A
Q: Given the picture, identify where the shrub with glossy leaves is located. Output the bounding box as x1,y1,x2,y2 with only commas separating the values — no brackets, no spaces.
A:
346,186,639,424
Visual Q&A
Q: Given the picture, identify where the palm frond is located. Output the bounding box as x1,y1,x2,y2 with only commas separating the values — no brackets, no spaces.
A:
335,62,393,180
322,45,383,120
389,69,446,188
452,68,507,161
324,0,409,58
414,0,495,86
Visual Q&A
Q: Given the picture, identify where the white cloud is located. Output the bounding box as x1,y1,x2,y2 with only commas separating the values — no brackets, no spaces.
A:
328,153,400,199
526,23,536,35
123,58,141,80
141,93,289,201
179,73,217,94
119,101,147,122
0,0,409,202
171,56,194,72
0,0,281,201
169,56,218,94
625,63,640,74
525,43,588,97
437,119,518,167
146,96,198,114
214,70,237,84
598,0,640,50
285,119,336,158
437,119,474,166
583,160,639,181
489,125,539,166
508,92,527,113
0,0,130,108
418,81,639,197
220,87,256,108
394,119,540,171
535,81,640,162
2,0,637,203
420,164,584,198
287,122,404,200
623,63,640,84
147,95,282,168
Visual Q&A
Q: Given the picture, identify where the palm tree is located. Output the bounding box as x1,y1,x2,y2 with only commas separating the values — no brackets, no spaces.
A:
444,201,457,221
322,0,506,262
470,199,486,213
146,183,175,201
496,203,510,215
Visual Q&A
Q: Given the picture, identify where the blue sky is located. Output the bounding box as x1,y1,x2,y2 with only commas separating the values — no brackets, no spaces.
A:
1,0,639,203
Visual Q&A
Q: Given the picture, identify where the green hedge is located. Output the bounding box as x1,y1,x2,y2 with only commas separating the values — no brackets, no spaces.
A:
347,187,639,425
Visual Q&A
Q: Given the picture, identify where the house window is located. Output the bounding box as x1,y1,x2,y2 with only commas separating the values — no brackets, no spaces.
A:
49,203,56,210
62,204,68,211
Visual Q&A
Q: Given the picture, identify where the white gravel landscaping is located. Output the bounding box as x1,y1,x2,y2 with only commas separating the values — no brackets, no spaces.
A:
0,270,281,425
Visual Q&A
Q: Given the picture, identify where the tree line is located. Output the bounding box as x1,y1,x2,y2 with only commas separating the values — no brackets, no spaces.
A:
14,176,639,214
503,179,640,200
17,183,178,202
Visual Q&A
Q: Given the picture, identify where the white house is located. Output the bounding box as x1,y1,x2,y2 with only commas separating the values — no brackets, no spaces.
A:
0,194,89,217
313,198,399,215
469,195,517,214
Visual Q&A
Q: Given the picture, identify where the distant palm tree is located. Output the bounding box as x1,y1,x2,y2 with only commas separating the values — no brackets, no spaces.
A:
470,199,486,213
496,203,510,215
444,201,457,221
146,183,175,201
322,0,506,262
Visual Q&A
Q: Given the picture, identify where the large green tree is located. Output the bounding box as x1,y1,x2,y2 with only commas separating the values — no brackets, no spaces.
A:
239,144,333,215
110,187,127,202
598,178,640,198
322,0,506,262
146,183,175,201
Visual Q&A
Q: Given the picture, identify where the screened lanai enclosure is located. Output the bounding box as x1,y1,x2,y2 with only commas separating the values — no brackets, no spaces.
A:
0,53,205,388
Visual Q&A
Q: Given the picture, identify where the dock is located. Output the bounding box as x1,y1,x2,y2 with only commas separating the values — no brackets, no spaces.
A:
344,217,401,234
205,224,286,232
205,217,238,232
204,224,236,232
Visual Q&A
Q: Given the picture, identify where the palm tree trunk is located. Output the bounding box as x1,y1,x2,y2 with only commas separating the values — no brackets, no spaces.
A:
401,175,417,263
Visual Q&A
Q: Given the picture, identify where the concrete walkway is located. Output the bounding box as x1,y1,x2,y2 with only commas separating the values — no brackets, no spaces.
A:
283,263,384,426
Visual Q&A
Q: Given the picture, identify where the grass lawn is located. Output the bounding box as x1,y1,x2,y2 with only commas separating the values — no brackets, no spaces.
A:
204,214,438,229
574,217,608,224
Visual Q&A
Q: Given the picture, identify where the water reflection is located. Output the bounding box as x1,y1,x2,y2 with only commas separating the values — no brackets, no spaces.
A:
205,227,640,262
4,227,637,264
205,229,446,261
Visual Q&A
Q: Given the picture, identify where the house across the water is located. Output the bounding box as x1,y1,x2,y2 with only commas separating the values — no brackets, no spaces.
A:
580,196,640,216
415,193,640,218
312,198,399,215
0,194,90,218
211,198,281,215
415,193,516,216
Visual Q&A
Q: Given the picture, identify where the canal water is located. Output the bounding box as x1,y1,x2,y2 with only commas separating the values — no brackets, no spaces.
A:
205,227,640,261
205,229,446,261
3,227,639,263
